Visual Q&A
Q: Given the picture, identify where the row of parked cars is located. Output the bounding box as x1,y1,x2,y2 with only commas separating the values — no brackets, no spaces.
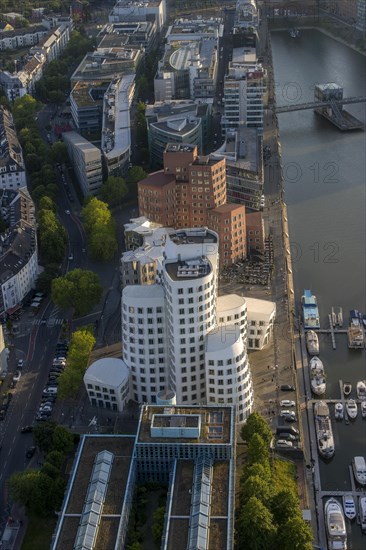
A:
0,359,25,421
35,340,68,422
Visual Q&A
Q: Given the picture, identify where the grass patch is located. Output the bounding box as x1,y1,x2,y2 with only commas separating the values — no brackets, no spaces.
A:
272,458,297,496
21,515,56,550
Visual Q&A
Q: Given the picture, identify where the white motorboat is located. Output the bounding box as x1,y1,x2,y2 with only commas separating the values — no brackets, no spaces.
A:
359,497,366,533
356,380,366,401
309,357,326,395
342,495,356,521
343,382,352,396
334,403,344,420
324,498,347,550
306,330,319,355
352,456,366,486
314,401,334,459
346,399,358,419
361,401,366,418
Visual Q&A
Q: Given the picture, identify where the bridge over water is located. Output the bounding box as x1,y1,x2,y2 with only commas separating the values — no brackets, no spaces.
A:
275,96,366,113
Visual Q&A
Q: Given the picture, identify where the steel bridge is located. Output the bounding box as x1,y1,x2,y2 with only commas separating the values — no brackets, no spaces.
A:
275,96,366,113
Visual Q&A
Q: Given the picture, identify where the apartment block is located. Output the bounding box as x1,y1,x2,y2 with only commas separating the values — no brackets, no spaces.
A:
62,131,103,196
138,143,247,265
0,107,27,190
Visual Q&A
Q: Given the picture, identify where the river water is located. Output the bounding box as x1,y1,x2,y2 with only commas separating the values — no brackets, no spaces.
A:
271,29,366,548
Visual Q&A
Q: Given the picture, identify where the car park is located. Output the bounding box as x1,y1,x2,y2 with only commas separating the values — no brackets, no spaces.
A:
13,370,21,382
280,384,296,391
280,400,296,408
20,425,33,433
25,446,36,459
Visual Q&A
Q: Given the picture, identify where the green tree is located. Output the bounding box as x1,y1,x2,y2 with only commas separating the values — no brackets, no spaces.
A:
51,269,102,317
38,208,67,263
99,176,128,207
247,433,270,466
89,226,118,261
58,328,95,398
81,197,118,262
126,166,147,185
33,421,57,454
236,496,276,550
241,462,271,486
38,196,56,212
270,490,301,526
45,450,65,470
240,475,272,505
275,516,313,550
240,412,272,445
51,425,74,454
0,211,7,233
50,141,68,164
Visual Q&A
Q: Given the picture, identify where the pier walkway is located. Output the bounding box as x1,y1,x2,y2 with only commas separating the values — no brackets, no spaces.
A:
276,95,366,113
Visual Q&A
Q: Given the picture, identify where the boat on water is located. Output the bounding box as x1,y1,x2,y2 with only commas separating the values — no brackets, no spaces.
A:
309,357,326,395
302,290,320,329
289,28,300,38
361,402,366,418
347,309,364,349
331,307,337,327
359,497,366,533
342,494,356,521
356,380,366,400
337,308,343,327
346,399,358,419
314,401,334,459
335,403,344,420
343,382,352,396
306,330,319,355
324,498,347,550
352,456,366,486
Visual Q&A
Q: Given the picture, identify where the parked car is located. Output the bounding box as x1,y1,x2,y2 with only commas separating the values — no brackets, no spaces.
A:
276,439,293,448
280,384,296,392
276,426,299,436
277,433,297,441
13,370,21,382
25,446,36,458
280,400,296,408
20,425,33,433
280,410,296,418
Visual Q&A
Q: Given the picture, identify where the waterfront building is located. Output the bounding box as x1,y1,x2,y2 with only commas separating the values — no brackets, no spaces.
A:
244,296,276,350
52,404,235,550
146,100,210,167
0,188,39,317
108,0,167,32
101,74,135,176
222,48,266,133
138,143,247,266
233,0,259,47
83,358,130,412
62,131,103,196
0,107,27,190
211,127,264,211
121,228,254,421
246,210,265,254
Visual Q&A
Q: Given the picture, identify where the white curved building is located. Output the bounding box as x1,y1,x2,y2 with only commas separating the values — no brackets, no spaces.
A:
217,294,247,342
122,284,168,403
205,325,253,422
83,357,130,412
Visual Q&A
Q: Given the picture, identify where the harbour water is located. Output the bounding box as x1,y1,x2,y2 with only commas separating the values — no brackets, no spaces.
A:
271,29,366,548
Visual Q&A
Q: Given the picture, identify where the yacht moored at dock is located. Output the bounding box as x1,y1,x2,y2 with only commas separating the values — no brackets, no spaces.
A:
346,399,358,419
361,402,366,418
347,309,364,349
310,357,326,395
334,403,344,420
356,380,366,400
359,497,366,532
343,382,352,397
306,330,319,355
314,401,334,459
352,456,366,486
302,290,320,329
324,498,347,550
342,495,356,521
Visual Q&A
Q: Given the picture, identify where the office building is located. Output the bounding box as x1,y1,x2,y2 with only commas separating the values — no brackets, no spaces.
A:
70,80,105,136
62,131,103,196
99,20,157,52
357,0,366,31
71,47,142,84
165,16,223,43
233,0,259,47
0,107,26,190
244,296,276,349
109,0,167,32
121,228,255,421
138,143,247,265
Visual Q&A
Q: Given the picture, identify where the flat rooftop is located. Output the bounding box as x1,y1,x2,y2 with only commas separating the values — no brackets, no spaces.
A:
137,405,232,444
166,460,230,550
165,258,212,281
169,228,218,245
165,142,196,153
53,435,135,550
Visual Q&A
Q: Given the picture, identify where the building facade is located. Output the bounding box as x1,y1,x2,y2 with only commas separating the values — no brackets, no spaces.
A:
0,107,27,190
84,358,130,412
62,131,103,196
108,0,167,32
138,143,247,266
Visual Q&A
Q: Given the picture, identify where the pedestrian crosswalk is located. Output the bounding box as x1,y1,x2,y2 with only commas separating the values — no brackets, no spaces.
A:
34,318,64,326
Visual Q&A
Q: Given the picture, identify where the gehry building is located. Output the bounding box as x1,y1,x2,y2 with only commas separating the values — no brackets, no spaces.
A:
121,228,255,422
